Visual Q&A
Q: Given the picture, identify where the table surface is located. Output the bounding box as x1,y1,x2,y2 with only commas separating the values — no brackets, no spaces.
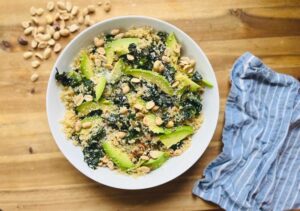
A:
1,0,300,210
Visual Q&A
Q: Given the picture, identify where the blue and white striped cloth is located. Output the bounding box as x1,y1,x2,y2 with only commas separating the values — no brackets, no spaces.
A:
193,52,300,211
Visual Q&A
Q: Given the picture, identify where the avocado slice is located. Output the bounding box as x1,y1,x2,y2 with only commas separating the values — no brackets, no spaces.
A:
105,38,140,65
143,114,165,134
76,101,101,117
124,68,174,95
175,71,200,92
76,99,116,117
166,33,180,68
111,59,125,83
102,141,134,170
144,151,169,169
81,116,102,124
67,70,82,82
159,126,194,148
201,79,214,88
80,51,94,79
94,76,107,101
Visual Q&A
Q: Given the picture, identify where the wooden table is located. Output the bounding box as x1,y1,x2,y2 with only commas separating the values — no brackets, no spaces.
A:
0,0,299,210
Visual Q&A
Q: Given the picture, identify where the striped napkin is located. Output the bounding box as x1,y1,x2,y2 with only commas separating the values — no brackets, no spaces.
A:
193,52,300,210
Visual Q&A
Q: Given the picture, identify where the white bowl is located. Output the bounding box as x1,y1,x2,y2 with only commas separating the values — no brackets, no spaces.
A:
46,16,219,190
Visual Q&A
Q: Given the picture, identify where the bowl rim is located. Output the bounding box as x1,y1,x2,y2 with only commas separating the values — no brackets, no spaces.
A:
46,15,219,190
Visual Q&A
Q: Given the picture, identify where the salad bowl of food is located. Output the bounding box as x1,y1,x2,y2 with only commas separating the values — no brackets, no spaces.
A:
46,16,219,189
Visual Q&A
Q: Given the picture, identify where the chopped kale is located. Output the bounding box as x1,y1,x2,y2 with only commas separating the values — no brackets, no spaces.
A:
82,78,95,96
127,113,136,119
191,71,203,83
161,112,171,125
106,114,130,130
71,134,81,144
111,94,129,107
177,91,202,121
125,127,141,140
90,127,106,141
83,128,105,169
107,114,119,126
142,83,175,108
104,34,114,42
170,140,184,150
90,46,97,54
86,110,102,117
157,31,169,43
55,69,81,88
122,43,166,70
83,139,104,169
128,43,137,54
162,65,176,83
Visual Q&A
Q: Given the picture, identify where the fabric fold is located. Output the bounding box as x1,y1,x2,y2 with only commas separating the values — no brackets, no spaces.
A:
193,52,300,211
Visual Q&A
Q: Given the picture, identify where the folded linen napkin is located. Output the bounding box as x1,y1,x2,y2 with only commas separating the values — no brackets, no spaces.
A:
193,52,300,211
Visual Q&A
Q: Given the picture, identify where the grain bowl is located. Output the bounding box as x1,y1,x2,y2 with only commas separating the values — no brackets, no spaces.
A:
46,16,219,189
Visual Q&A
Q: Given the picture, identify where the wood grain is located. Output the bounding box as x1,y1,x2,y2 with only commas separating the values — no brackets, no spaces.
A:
0,0,299,210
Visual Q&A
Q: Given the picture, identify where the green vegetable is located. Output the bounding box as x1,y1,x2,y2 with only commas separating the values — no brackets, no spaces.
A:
201,79,214,88
159,126,194,148
55,70,82,87
143,114,165,134
76,99,116,116
83,139,104,169
124,68,174,95
105,38,140,65
178,92,202,121
94,76,106,101
166,33,180,68
102,141,134,170
81,116,102,124
175,71,200,92
80,51,94,79
76,101,101,117
144,151,169,169
68,70,82,82
111,59,125,83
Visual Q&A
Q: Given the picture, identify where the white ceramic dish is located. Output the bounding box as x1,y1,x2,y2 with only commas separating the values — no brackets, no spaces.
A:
46,16,219,190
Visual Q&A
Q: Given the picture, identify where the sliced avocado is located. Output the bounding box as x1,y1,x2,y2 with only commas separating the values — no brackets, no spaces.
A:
67,70,82,82
76,101,101,117
76,100,115,116
175,72,200,92
144,151,169,169
105,38,140,65
124,69,174,95
102,141,134,170
81,116,102,124
95,76,107,101
159,126,194,148
143,114,165,134
80,51,94,79
166,33,180,68
201,79,214,88
111,59,124,83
